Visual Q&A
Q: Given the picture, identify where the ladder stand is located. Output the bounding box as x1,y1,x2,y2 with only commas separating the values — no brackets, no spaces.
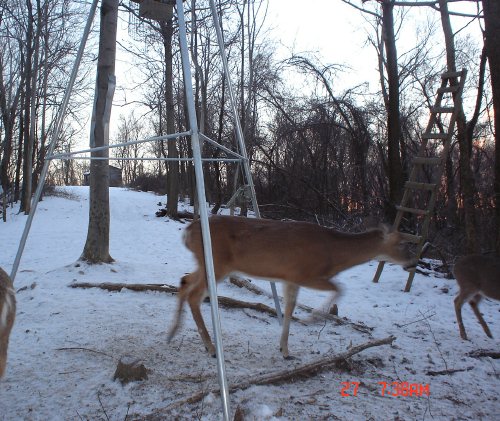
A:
373,69,467,292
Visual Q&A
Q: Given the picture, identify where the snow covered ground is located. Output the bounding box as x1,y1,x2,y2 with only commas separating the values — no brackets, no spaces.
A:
0,186,498,420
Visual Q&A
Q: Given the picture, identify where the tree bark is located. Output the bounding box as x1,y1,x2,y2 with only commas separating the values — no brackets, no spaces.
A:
21,0,35,214
81,0,118,263
482,0,500,253
0,57,22,196
162,16,179,218
381,0,404,217
438,0,477,253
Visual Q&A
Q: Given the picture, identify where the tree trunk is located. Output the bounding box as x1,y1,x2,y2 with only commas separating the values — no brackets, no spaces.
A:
438,0,477,253
81,0,118,264
482,0,500,253
34,3,50,191
0,58,21,196
162,16,179,218
21,0,35,214
381,0,404,217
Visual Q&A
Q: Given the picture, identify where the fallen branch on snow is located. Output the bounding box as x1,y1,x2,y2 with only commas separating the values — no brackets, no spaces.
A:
69,282,284,318
137,335,396,419
69,281,372,332
426,366,474,376
466,349,500,360
69,282,178,293
229,276,373,333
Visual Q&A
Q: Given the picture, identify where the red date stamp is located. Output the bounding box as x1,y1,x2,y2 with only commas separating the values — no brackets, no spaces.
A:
341,381,430,397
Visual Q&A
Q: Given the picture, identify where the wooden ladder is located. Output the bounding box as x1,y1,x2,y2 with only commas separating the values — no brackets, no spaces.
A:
373,69,467,292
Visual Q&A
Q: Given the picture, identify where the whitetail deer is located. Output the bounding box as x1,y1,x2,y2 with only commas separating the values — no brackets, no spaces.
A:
453,254,500,340
168,216,416,358
0,267,16,378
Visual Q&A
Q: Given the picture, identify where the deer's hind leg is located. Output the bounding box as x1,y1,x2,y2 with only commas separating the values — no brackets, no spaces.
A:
454,289,473,340
168,269,216,355
167,273,198,343
469,294,493,338
279,283,300,359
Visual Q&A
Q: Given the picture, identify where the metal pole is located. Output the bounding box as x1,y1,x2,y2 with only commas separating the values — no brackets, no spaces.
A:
53,156,243,163
48,131,191,160
208,0,283,323
176,1,231,419
10,0,99,282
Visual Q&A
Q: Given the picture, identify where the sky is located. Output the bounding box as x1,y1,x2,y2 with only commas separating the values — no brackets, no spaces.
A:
72,0,485,152
264,0,379,88
263,0,483,91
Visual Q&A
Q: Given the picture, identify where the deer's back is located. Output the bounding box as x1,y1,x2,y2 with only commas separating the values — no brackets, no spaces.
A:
184,216,379,282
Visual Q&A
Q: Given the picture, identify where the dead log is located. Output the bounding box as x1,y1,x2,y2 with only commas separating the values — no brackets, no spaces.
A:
228,277,372,333
70,282,179,293
229,276,264,295
216,296,284,319
70,281,372,332
426,366,474,376
70,282,288,321
466,350,500,359
231,335,396,388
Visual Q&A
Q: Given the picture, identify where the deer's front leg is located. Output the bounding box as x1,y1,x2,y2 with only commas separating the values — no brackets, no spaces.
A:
280,283,299,359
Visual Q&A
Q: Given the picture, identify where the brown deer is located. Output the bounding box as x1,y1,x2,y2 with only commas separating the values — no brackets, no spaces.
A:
0,267,16,378
168,216,416,358
453,254,500,340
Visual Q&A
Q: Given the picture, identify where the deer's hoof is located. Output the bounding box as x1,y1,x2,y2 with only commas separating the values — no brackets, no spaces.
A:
206,345,216,357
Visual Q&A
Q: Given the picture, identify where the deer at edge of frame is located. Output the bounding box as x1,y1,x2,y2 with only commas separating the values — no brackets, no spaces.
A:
0,267,16,378
453,254,500,340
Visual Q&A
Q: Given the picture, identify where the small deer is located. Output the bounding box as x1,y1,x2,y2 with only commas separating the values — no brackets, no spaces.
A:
453,254,500,340
168,216,416,358
0,267,16,378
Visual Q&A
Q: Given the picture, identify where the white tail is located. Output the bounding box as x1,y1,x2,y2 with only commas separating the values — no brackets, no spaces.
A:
0,267,16,378
453,254,500,340
168,216,416,358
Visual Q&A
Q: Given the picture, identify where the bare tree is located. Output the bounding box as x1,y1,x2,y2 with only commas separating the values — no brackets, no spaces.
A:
81,0,118,264
1,0,94,215
437,0,478,252
114,113,145,185
342,0,406,218
379,0,405,215
481,0,500,252
160,12,179,217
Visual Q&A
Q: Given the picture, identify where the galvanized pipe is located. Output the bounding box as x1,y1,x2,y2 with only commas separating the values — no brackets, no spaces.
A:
177,1,231,419
48,130,191,160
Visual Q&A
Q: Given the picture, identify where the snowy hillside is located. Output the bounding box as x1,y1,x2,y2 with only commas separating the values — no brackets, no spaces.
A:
0,187,498,420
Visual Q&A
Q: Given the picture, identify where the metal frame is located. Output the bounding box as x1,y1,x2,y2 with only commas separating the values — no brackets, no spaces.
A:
10,1,283,419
